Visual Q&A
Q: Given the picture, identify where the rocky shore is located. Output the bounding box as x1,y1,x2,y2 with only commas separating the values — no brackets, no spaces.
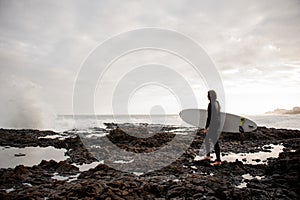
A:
0,125,299,199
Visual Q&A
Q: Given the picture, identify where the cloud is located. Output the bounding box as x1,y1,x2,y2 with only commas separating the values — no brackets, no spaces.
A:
0,0,299,115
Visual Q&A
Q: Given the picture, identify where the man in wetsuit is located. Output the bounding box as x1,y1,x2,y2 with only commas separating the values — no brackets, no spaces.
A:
203,90,222,166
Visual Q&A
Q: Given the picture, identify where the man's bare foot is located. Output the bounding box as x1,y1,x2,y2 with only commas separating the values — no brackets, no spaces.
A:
210,161,222,166
202,156,211,161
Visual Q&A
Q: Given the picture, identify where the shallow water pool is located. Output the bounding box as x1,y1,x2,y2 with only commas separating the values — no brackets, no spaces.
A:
0,146,69,168
222,144,284,165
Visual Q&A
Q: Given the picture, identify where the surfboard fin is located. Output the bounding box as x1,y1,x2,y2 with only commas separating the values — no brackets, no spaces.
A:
239,126,244,133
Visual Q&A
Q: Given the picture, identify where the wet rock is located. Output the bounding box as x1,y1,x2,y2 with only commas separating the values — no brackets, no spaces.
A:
13,165,30,178
36,160,79,176
14,153,26,157
0,126,299,199
56,160,79,174
106,128,175,153
252,158,261,163
167,185,186,198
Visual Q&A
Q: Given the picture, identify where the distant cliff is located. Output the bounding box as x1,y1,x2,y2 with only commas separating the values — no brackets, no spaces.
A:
266,106,300,114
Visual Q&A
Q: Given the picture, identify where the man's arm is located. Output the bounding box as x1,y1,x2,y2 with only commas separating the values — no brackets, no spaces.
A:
204,103,211,134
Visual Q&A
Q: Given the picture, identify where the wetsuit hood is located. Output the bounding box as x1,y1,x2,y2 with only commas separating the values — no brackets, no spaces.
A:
208,90,217,101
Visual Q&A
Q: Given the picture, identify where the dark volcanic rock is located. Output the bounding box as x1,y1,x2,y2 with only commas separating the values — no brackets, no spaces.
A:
0,126,299,199
0,128,56,147
265,148,300,197
38,160,79,174
106,127,175,153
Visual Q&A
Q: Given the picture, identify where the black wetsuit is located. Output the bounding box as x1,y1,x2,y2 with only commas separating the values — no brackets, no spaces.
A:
205,101,221,161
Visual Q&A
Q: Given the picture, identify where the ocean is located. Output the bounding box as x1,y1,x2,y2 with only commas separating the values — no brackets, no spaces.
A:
51,114,300,132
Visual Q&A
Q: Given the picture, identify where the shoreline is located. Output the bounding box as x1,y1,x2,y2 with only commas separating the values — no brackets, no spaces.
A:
0,125,299,199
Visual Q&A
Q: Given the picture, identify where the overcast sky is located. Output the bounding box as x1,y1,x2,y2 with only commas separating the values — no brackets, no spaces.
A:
1,0,300,116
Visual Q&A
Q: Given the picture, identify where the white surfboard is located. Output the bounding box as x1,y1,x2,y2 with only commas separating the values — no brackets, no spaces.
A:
179,109,257,133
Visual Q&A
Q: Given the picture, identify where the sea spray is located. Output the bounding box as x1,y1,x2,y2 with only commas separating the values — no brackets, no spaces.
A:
0,74,55,129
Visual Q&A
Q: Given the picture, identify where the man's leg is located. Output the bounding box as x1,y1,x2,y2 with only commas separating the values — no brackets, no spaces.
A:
214,142,221,162
209,128,222,165
204,136,211,159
